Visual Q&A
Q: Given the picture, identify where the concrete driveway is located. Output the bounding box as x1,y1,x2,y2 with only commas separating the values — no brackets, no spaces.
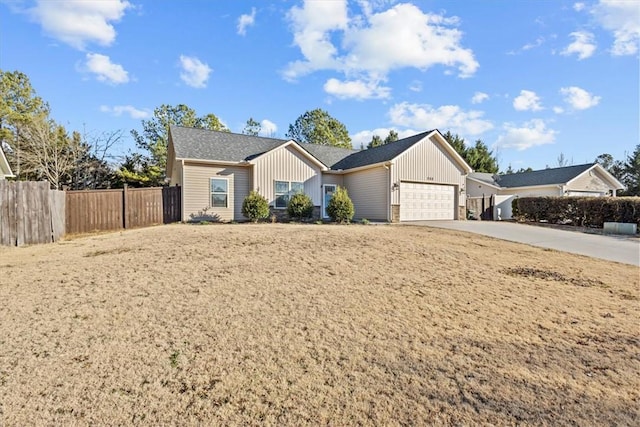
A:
403,220,639,266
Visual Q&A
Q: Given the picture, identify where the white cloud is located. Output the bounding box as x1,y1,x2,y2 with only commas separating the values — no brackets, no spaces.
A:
388,102,493,136
513,90,543,111
323,77,391,100
85,53,129,84
350,127,419,148
561,31,596,59
260,119,278,136
573,2,586,12
560,86,601,110
553,106,565,114
28,0,131,50
237,7,256,36
471,92,489,104
178,55,212,88
409,80,423,92
284,1,478,99
592,0,640,56
100,105,150,119
496,119,557,151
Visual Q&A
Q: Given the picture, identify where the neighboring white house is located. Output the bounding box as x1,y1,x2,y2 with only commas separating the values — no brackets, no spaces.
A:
466,163,625,220
167,127,473,222
0,147,14,180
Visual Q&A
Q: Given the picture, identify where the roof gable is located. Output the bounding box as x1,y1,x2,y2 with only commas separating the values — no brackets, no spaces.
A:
1,147,14,177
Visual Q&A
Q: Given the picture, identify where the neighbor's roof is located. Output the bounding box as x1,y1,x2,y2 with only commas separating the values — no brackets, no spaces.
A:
495,163,596,188
331,130,434,170
468,172,500,187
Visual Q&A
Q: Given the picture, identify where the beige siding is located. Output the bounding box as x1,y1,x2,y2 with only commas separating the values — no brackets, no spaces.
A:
566,169,612,194
467,180,499,197
253,145,322,206
182,162,251,221
498,186,562,197
391,134,466,206
322,173,344,187
343,166,388,221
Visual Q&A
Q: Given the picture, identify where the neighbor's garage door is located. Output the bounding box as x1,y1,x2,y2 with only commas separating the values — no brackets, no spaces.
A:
400,182,455,221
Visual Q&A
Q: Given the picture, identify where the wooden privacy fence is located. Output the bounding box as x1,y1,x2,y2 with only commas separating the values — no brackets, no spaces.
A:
0,180,65,246
65,185,181,234
467,195,495,220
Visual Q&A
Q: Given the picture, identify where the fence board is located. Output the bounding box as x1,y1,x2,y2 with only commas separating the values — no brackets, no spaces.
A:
0,181,65,246
50,189,65,242
65,185,181,234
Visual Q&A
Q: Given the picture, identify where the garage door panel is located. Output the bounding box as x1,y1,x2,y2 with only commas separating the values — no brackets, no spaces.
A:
400,182,454,221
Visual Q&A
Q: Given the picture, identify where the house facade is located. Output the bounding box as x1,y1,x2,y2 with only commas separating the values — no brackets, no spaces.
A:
167,126,472,222
466,163,625,220
0,147,14,180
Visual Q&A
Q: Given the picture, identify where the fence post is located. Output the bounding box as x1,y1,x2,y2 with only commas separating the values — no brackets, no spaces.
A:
123,184,128,229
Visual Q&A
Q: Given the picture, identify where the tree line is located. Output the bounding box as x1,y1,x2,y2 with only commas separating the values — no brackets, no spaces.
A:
1,69,638,195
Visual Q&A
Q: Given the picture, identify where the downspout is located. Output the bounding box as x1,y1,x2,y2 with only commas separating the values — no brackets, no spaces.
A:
384,162,392,222
181,159,185,222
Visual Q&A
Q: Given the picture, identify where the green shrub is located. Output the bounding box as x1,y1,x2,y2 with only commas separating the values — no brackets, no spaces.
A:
327,186,355,224
360,218,370,225
242,191,270,223
287,192,314,220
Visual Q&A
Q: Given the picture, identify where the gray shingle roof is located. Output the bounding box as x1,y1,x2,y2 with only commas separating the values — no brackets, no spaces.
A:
297,143,359,168
487,163,596,188
331,130,434,170
170,126,439,171
170,126,287,162
468,172,500,187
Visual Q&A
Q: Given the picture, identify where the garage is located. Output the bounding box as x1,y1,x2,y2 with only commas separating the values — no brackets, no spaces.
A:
399,182,455,221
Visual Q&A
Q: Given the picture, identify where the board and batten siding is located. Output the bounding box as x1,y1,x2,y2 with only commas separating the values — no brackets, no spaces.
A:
182,162,251,221
391,134,466,207
343,166,389,221
253,145,322,206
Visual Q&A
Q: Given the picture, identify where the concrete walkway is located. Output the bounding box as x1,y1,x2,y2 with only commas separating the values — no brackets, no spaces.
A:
403,220,640,267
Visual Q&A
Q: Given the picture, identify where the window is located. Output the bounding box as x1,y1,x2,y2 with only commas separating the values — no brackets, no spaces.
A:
211,178,228,208
274,180,304,209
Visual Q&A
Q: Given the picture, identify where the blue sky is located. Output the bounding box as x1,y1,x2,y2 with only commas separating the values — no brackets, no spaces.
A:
1,0,638,171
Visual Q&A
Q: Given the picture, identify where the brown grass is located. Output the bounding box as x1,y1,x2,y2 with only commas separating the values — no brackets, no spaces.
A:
0,223,638,425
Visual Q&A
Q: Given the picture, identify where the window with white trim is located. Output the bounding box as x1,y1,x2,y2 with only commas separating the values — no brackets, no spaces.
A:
274,180,304,208
211,178,228,208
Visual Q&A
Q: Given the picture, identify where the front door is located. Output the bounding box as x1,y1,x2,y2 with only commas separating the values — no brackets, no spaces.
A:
322,184,337,218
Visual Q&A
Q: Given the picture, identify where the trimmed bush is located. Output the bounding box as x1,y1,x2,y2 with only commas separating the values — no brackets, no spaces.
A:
512,196,640,230
242,191,270,223
287,192,314,221
327,186,355,224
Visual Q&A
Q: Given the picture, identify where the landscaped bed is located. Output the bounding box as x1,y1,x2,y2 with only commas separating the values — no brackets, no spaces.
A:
0,223,638,425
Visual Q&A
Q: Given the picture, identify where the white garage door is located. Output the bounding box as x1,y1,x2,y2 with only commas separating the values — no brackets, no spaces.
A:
400,182,455,221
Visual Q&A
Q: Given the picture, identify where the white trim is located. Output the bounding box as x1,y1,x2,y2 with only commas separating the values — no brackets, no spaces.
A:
322,184,337,219
210,177,229,208
180,158,247,167
274,180,304,209
0,147,14,178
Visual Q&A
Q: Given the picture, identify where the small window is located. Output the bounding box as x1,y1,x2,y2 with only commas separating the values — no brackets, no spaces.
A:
211,178,228,208
274,181,304,209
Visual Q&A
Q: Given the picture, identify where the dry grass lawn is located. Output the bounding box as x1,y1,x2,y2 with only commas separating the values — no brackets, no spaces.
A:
0,223,638,425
